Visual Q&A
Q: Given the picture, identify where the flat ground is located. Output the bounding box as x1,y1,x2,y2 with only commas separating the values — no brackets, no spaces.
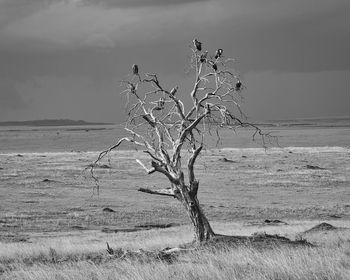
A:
0,124,349,279
0,147,349,242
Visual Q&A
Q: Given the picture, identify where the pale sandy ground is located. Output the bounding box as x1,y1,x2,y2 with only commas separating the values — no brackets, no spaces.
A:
0,146,349,239
0,146,349,279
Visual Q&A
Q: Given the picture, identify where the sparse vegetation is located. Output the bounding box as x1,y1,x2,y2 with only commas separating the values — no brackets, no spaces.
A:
0,147,349,278
1,222,350,279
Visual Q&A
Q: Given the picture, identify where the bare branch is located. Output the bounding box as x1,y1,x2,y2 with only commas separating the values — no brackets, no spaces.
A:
151,160,179,184
87,137,146,186
142,115,156,128
143,150,164,164
92,137,144,165
188,145,203,185
138,187,176,198
136,159,156,174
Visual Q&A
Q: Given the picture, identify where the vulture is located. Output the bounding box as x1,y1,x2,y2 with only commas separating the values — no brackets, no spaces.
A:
154,98,165,111
235,79,242,91
200,51,208,63
206,103,211,114
132,64,139,75
215,49,223,59
193,38,202,51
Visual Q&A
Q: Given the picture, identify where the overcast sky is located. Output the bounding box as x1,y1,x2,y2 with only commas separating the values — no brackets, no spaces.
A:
0,0,349,122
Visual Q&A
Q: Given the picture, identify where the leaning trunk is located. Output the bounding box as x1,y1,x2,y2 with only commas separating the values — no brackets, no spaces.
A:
187,197,215,242
177,182,215,243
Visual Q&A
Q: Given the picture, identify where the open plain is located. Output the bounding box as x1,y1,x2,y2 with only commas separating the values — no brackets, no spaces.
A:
0,121,350,279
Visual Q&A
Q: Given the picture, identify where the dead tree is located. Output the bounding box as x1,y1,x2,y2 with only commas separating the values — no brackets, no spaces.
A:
90,39,269,243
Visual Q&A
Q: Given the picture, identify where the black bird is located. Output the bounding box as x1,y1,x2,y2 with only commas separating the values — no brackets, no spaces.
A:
206,103,211,114
158,97,165,107
193,38,202,51
212,63,218,72
132,64,139,75
153,98,165,111
200,51,208,63
215,49,223,59
235,79,242,91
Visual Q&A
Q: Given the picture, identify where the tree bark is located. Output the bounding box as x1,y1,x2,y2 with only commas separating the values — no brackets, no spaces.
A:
176,182,215,243
186,197,215,242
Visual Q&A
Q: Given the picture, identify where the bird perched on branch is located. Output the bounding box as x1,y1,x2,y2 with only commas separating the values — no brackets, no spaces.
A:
200,51,208,63
193,38,202,51
212,62,218,72
132,64,139,75
158,97,165,107
206,103,211,114
215,49,223,59
153,97,165,111
235,79,242,91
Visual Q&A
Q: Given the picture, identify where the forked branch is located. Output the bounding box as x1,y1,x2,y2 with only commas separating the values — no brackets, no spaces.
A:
188,145,203,185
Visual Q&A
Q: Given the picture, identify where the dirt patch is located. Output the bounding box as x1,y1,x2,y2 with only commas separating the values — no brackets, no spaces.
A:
328,214,342,219
102,207,115,213
244,219,288,226
135,223,180,229
87,163,111,169
305,165,326,170
70,225,88,230
303,222,337,234
219,157,236,163
188,233,313,251
101,223,180,233
263,219,288,225
42,179,55,183
101,227,140,233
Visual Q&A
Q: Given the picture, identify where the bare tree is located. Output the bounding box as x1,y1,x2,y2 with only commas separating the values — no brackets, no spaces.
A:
90,39,269,243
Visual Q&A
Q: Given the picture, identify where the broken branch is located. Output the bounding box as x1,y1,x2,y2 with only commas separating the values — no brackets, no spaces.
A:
138,187,176,198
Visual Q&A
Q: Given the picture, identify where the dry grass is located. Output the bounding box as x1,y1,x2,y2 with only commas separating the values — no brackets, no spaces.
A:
3,246,350,280
1,142,349,279
1,221,350,280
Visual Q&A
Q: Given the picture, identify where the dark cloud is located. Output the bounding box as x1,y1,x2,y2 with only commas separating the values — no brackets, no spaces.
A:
242,70,350,120
202,2,350,73
82,0,209,8
0,0,53,25
0,0,349,121
0,78,27,114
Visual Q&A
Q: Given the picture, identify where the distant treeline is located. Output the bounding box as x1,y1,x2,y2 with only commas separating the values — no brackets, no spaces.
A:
0,119,113,126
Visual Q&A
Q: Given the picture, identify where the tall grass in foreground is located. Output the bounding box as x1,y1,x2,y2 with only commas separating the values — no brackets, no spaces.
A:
1,222,350,279
2,243,350,280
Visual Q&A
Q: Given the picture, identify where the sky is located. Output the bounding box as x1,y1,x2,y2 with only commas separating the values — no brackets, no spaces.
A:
0,0,349,122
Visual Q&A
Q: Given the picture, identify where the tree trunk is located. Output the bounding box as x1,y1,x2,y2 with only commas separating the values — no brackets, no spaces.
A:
177,183,215,243
187,197,215,242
